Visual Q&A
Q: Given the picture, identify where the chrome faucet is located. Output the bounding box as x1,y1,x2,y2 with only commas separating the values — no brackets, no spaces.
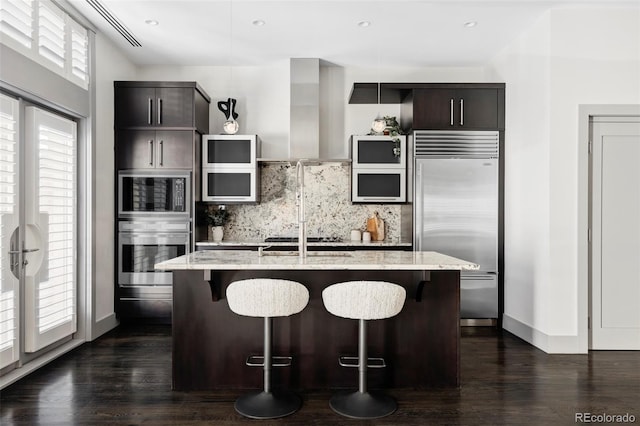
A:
296,159,307,258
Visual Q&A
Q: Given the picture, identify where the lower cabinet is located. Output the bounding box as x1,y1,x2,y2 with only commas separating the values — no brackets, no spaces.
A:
117,285,173,323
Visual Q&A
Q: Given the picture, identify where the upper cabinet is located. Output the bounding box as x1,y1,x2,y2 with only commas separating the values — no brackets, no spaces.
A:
411,87,503,130
114,81,210,134
349,82,505,131
115,130,195,170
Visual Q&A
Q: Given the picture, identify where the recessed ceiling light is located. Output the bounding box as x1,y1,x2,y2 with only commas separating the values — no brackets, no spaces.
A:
252,19,266,26
145,19,159,26
464,21,477,28
358,21,371,28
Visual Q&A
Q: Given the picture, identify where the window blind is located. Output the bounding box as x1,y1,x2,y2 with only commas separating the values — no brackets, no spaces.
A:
37,0,65,69
69,20,88,84
24,107,77,353
0,0,89,89
0,94,19,369
37,120,76,334
0,0,33,48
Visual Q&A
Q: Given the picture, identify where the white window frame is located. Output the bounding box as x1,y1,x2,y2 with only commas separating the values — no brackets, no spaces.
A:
0,0,89,89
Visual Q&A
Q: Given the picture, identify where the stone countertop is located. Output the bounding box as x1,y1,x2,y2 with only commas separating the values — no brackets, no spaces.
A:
195,240,412,247
155,250,479,271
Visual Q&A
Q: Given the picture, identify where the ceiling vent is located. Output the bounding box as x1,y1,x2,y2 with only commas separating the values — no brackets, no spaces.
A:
86,0,142,47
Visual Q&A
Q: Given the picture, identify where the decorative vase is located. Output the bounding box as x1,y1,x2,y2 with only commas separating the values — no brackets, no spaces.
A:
223,119,239,134
212,226,224,242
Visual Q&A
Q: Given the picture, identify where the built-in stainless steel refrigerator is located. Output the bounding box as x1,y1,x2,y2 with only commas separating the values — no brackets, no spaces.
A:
413,130,499,319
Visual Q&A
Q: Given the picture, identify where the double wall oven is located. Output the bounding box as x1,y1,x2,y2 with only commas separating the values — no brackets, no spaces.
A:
117,171,191,320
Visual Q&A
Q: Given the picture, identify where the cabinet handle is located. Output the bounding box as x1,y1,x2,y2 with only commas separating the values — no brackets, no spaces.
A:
159,140,164,166
157,98,162,124
147,98,152,125
149,140,154,165
460,98,464,126
450,98,454,126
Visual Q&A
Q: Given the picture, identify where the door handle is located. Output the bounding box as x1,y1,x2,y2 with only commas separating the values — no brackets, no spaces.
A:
460,98,464,126
157,98,162,124
149,140,154,165
159,140,164,166
8,248,40,254
147,98,152,125
8,248,39,275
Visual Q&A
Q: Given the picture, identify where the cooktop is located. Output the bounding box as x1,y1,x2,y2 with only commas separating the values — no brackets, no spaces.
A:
264,236,343,243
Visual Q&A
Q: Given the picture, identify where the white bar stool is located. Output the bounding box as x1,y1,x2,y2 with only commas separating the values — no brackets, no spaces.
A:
322,280,406,419
227,278,309,419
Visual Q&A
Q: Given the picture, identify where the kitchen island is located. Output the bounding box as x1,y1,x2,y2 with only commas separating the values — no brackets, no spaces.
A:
156,250,477,391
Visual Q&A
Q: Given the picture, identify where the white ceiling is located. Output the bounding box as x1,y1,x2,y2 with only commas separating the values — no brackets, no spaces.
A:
68,0,637,67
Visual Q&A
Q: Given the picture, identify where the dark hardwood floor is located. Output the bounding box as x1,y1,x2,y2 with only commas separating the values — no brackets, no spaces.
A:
1,325,638,425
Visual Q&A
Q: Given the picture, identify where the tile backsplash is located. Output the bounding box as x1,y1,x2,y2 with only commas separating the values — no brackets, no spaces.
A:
214,162,406,242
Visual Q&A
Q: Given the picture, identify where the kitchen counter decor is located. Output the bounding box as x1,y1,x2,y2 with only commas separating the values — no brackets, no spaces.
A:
366,211,385,241
206,206,229,242
367,115,404,157
217,97,239,134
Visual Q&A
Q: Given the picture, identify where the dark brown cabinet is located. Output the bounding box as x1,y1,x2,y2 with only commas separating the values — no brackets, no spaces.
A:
114,81,210,323
114,81,210,172
114,81,210,133
346,82,505,132
412,88,502,130
115,86,193,128
115,130,194,169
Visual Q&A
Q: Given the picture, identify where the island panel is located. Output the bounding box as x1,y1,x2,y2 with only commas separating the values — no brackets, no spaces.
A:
172,269,460,391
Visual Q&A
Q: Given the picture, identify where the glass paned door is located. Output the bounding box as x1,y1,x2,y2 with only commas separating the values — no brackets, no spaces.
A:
0,94,20,369
23,106,76,352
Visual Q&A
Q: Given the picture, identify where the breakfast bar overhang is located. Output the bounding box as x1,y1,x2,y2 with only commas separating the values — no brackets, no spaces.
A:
155,250,478,391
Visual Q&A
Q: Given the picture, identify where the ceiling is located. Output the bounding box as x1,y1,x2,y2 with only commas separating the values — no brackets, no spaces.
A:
68,0,636,68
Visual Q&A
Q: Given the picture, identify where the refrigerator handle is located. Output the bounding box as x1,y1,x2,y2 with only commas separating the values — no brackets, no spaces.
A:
413,161,423,251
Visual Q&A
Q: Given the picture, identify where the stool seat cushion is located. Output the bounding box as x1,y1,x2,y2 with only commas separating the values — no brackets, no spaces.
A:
227,279,309,318
322,281,406,320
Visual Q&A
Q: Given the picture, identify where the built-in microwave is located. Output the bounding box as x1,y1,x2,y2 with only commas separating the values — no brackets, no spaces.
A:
201,167,260,203
351,169,406,203
202,134,260,167
351,135,407,203
201,134,261,203
351,135,407,169
118,170,190,219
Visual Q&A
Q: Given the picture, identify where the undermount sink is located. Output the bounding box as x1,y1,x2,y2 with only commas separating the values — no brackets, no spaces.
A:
258,250,352,258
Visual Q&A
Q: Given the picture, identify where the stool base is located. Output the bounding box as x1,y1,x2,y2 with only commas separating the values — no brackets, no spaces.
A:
234,390,301,419
329,390,397,419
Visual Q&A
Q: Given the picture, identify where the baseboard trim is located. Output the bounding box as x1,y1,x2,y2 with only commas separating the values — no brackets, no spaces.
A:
0,339,85,390
502,314,585,354
90,313,119,341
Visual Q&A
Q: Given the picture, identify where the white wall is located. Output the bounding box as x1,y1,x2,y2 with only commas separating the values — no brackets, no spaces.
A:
490,6,640,352
137,63,492,159
136,62,291,157
92,32,137,331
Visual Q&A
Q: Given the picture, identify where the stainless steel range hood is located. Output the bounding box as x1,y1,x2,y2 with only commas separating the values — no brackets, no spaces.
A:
290,58,320,159
260,58,349,163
